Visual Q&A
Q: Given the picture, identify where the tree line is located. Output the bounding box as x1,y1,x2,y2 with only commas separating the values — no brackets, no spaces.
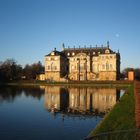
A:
0,59,44,82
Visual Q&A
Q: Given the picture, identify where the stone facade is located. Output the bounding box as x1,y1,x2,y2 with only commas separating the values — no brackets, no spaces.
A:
45,49,68,81
45,42,120,81
36,74,45,81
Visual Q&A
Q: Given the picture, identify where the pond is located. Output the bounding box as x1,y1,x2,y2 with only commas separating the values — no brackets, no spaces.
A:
0,86,124,140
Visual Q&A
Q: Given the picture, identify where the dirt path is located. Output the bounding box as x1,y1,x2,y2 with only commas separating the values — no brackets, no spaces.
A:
134,81,140,128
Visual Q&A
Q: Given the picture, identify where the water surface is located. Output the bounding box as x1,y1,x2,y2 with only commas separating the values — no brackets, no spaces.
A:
0,86,124,140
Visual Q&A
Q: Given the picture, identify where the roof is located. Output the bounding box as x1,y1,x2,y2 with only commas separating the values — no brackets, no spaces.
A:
45,44,119,58
62,46,116,57
45,50,66,57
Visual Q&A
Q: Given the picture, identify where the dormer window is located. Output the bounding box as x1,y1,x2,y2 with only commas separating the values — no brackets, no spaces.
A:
72,52,75,56
105,49,110,54
67,53,70,56
93,52,96,55
51,52,55,55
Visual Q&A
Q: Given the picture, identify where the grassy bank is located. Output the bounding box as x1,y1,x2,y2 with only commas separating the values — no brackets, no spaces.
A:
88,84,135,137
0,80,133,88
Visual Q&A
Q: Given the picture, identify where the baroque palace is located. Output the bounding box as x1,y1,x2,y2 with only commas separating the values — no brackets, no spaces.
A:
44,42,120,81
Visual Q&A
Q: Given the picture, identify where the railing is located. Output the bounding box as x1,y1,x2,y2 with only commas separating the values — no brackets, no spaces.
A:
84,129,140,140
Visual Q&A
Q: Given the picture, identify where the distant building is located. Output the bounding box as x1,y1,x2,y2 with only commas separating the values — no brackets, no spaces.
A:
128,71,134,81
36,74,45,81
44,42,120,81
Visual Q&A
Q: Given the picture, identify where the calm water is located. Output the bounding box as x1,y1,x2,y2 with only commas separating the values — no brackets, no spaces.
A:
0,86,124,140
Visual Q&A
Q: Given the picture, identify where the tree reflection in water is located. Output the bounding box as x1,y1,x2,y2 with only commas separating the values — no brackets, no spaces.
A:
0,86,44,103
0,85,124,118
0,85,125,140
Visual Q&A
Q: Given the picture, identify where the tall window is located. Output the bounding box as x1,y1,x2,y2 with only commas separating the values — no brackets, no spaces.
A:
102,64,105,70
71,65,74,70
51,62,53,70
48,66,50,70
93,64,97,72
106,62,109,70
80,63,84,71
54,66,57,70
84,63,87,70
110,64,112,70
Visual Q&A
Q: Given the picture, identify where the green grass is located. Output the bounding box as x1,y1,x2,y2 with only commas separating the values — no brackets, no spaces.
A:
0,80,132,88
89,84,135,137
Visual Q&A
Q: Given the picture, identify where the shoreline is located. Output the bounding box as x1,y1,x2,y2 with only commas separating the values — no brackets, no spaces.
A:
0,80,136,139
0,80,133,87
86,83,135,139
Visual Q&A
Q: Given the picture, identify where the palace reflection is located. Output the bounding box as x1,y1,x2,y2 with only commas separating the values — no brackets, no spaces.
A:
44,87,69,113
44,86,121,115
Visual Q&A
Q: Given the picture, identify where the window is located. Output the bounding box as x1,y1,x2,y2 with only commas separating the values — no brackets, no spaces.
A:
71,58,74,61
102,64,105,69
55,57,58,60
48,66,50,70
71,65,74,70
106,62,109,70
110,64,112,69
67,53,70,56
72,52,75,56
51,62,53,70
51,52,55,55
80,63,84,70
105,49,110,54
93,57,97,61
93,52,96,55
54,66,57,70
93,64,97,72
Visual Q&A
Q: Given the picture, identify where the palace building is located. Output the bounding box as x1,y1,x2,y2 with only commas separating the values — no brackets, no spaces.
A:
44,42,120,81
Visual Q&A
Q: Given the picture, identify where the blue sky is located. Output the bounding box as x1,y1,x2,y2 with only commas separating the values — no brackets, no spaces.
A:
0,0,140,70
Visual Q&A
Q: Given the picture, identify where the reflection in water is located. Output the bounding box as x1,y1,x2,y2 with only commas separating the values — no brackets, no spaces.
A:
44,87,69,113
0,86,122,115
0,86,124,140
44,86,121,116
0,86,44,103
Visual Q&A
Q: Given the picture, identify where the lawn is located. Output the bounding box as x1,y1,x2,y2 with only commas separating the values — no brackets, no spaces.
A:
88,84,135,137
